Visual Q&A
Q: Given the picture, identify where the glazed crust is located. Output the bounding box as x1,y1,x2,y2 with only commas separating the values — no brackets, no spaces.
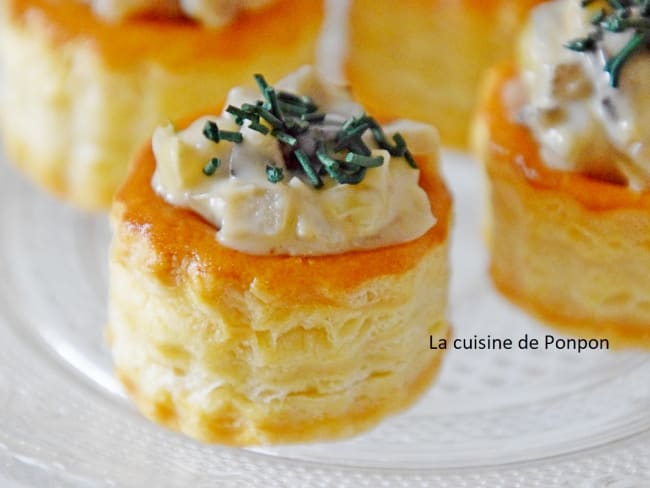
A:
474,64,650,349
0,0,322,209
345,0,543,148
107,127,452,445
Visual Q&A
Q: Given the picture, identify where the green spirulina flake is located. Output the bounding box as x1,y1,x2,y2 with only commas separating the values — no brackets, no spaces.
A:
265,164,284,183
203,158,221,176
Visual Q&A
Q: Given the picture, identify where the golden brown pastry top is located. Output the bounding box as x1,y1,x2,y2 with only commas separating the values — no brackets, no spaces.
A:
82,0,277,27
7,0,322,69
113,124,451,304
477,64,650,212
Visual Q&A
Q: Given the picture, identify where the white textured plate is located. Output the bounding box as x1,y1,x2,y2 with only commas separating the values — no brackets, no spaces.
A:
0,149,649,487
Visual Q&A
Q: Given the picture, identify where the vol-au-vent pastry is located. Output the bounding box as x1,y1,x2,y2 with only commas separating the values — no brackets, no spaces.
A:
108,66,452,445
344,0,544,148
473,0,650,347
0,0,323,210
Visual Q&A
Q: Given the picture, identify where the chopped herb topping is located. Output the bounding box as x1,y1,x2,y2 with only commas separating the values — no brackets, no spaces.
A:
203,157,221,176
565,0,650,87
203,121,243,144
201,74,418,187
203,121,220,142
265,164,284,183
344,152,384,167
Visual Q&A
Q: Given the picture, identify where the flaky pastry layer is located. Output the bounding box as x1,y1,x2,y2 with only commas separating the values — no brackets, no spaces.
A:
0,0,322,209
474,65,650,349
107,141,452,445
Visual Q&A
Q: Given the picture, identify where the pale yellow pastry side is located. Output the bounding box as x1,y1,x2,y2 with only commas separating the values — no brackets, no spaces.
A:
107,140,451,444
473,65,650,348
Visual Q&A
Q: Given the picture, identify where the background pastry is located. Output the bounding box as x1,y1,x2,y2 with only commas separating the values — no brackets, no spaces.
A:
108,67,452,445
473,0,650,348
0,0,323,209
344,0,543,148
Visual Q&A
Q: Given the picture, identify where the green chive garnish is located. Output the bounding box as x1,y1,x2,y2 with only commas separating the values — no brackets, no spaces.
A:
203,121,220,143
266,164,284,183
271,130,297,147
564,37,596,52
344,152,384,167
301,112,326,122
219,130,243,143
202,120,242,144
195,73,418,187
591,9,606,25
278,91,318,112
316,143,342,173
254,73,269,94
295,149,323,188
241,103,258,114
336,165,367,185
403,150,417,168
284,117,309,132
203,157,221,176
606,30,645,87
279,101,309,114
226,105,247,125
264,87,283,119
257,106,284,129
335,122,370,149
392,133,407,156
248,121,270,135
347,139,371,157
568,1,650,87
